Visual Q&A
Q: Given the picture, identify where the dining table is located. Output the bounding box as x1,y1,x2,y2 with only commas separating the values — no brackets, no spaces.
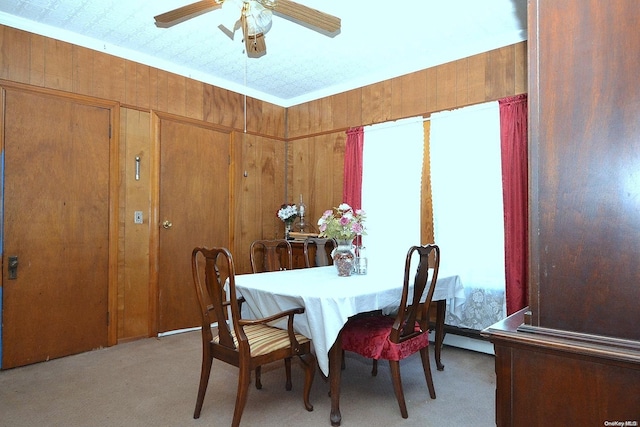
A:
234,264,465,425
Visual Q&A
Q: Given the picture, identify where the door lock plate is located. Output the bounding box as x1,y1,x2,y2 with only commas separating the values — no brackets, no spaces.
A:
8,255,18,280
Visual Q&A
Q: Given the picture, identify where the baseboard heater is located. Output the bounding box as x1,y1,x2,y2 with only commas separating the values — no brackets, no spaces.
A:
429,324,495,355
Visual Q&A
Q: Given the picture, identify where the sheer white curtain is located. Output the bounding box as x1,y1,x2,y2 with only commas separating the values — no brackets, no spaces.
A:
430,101,506,292
362,117,424,277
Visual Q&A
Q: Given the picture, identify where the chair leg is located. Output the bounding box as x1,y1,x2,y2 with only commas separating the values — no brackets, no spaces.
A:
389,360,408,418
299,353,316,411
232,365,252,427
255,365,262,389
285,357,292,391
193,350,213,419
419,347,436,399
371,359,378,376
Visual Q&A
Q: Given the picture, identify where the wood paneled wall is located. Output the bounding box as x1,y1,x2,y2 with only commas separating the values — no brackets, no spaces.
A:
287,43,527,139
118,109,152,341
286,132,347,223
0,26,285,137
286,42,527,243
0,23,526,342
233,133,287,274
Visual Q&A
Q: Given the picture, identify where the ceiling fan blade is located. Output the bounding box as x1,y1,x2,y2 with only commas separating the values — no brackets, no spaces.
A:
270,0,341,34
154,0,223,28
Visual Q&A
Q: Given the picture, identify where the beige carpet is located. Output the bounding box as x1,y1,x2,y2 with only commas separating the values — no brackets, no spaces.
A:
0,331,496,426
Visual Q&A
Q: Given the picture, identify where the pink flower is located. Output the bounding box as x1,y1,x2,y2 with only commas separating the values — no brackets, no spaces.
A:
316,202,366,240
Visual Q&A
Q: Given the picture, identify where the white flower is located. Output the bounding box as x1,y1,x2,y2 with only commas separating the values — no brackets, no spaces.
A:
277,204,298,222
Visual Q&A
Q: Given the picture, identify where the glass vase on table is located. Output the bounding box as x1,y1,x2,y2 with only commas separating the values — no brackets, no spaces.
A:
284,220,294,240
355,243,367,275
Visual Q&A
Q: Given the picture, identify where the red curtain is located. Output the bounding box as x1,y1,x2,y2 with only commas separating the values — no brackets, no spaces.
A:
343,127,364,210
499,94,528,315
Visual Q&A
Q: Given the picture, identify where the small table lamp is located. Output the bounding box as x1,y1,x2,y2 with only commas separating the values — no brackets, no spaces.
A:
298,194,307,232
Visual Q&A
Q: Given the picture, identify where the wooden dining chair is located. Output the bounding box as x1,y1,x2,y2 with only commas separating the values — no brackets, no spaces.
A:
303,237,336,268
250,239,293,273
340,244,440,419
249,238,295,389
191,246,316,427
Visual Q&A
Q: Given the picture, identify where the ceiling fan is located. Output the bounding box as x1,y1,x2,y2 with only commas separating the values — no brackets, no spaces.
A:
154,0,341,58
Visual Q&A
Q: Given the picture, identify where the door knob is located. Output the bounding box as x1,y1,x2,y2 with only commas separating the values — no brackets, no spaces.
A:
162,220,172,229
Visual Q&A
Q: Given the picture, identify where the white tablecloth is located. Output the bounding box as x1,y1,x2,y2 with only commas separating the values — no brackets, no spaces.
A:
234,265,465,376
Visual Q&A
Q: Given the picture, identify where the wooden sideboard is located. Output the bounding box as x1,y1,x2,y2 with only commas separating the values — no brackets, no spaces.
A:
290,240,335,269
290,241,307,269
483,1,640,424
484,309,640,425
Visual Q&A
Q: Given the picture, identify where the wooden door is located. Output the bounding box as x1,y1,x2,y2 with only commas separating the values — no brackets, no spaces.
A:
2,88,111,369
157,117,230,333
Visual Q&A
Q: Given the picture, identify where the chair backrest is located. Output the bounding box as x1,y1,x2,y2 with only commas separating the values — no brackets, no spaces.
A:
250,239,293,273
303,237,336,267
390,244,440,345
191,246,239,351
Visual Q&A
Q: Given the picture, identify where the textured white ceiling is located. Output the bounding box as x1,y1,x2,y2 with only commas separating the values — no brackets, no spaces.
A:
0,0,527,107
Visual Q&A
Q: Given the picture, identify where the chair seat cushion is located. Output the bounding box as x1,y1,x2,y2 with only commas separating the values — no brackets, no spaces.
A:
215,324,310,357
341,315,429,361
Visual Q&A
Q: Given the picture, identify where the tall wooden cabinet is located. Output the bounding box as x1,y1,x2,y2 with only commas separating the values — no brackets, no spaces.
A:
484,1,640,424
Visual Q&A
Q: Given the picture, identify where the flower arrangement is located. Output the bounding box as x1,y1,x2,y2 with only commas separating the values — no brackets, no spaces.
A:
277,203,298,224
317,203,366,241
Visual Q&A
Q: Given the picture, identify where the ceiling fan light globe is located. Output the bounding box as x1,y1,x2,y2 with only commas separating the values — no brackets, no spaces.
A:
246,3,273,35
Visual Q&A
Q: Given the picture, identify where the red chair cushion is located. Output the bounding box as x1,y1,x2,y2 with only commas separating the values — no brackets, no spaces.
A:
341,315,429,361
